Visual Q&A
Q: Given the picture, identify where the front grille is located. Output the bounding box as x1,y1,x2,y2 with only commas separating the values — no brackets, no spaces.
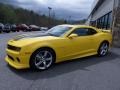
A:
7,45,21,51
7,45,16,50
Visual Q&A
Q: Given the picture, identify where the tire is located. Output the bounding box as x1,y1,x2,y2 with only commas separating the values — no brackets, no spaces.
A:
97,42,109,57
30,48,55,70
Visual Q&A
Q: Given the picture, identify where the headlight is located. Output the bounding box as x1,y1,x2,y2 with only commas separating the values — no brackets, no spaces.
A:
7,45,21,52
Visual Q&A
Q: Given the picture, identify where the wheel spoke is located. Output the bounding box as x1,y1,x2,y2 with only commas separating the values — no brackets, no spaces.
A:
35,50,53,70
101,45,105,49
43,61,47,68
101,50,104,55
36,61,43,66
36,55,42,60
44,51,48,57
103,50,106,54
101,49,107,55
45,57,52,61
104,45,108,49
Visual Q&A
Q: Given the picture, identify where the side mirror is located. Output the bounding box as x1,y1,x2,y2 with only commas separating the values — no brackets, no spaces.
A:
68,34,78,39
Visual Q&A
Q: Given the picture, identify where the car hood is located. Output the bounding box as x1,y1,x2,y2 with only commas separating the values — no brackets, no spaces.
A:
8,33,59,47
13,33,51,40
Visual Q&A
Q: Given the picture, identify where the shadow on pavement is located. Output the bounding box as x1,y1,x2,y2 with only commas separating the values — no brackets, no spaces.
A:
7,52,120,80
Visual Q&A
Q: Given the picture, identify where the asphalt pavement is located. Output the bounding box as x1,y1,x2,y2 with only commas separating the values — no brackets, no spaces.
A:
0,32,120,90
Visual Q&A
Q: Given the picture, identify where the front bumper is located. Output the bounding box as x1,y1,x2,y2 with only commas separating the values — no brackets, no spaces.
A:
5,56,29,69
5,49,30,69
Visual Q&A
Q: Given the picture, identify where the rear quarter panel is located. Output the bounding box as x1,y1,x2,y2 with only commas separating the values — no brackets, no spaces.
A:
96,29,112,48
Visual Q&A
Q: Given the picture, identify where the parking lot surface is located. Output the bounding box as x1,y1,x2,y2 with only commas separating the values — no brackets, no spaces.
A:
0,32,120,90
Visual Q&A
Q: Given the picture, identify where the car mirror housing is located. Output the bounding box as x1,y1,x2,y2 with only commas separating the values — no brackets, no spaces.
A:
68,34,78,39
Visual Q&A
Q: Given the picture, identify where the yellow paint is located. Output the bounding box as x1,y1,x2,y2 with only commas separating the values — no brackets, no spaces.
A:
5,25,112,69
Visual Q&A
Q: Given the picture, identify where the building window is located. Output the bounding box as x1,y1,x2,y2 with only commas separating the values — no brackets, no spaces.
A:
91,11,112,30
104,14,108,29
90,21,96,27
107,12,112,29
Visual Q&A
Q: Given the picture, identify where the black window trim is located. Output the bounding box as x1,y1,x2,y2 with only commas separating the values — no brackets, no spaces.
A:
67,27,97,37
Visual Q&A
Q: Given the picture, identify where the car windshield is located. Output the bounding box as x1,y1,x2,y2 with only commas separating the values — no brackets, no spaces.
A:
46,26,72,37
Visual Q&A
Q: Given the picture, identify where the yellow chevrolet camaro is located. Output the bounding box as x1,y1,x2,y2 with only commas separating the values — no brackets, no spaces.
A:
5,25,112,70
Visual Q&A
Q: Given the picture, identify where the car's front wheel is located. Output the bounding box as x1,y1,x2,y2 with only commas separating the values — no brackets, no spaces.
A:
98,42,109,56
30,48,55,70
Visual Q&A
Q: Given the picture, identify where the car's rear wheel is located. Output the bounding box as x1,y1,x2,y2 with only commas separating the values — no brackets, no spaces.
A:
30,48,55,70
98,42,109,56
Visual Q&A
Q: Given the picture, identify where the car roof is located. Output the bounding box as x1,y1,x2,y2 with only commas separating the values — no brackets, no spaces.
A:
58,24,96,29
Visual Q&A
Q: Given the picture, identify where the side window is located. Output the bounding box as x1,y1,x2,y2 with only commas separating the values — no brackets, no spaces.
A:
88,28,97,35
72,28,88,36
71,28,97,36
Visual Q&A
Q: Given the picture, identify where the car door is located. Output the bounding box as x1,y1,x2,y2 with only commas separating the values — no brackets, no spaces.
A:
67,28,97,57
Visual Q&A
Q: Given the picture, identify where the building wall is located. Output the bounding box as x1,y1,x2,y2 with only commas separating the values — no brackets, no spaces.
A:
85,16,91,25
91,0,114,21
86,0,114,29
91,0,99,11
86,0,120,47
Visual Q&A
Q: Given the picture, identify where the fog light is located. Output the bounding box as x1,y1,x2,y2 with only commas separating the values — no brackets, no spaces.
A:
8,55,14,61
16,58,20,62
